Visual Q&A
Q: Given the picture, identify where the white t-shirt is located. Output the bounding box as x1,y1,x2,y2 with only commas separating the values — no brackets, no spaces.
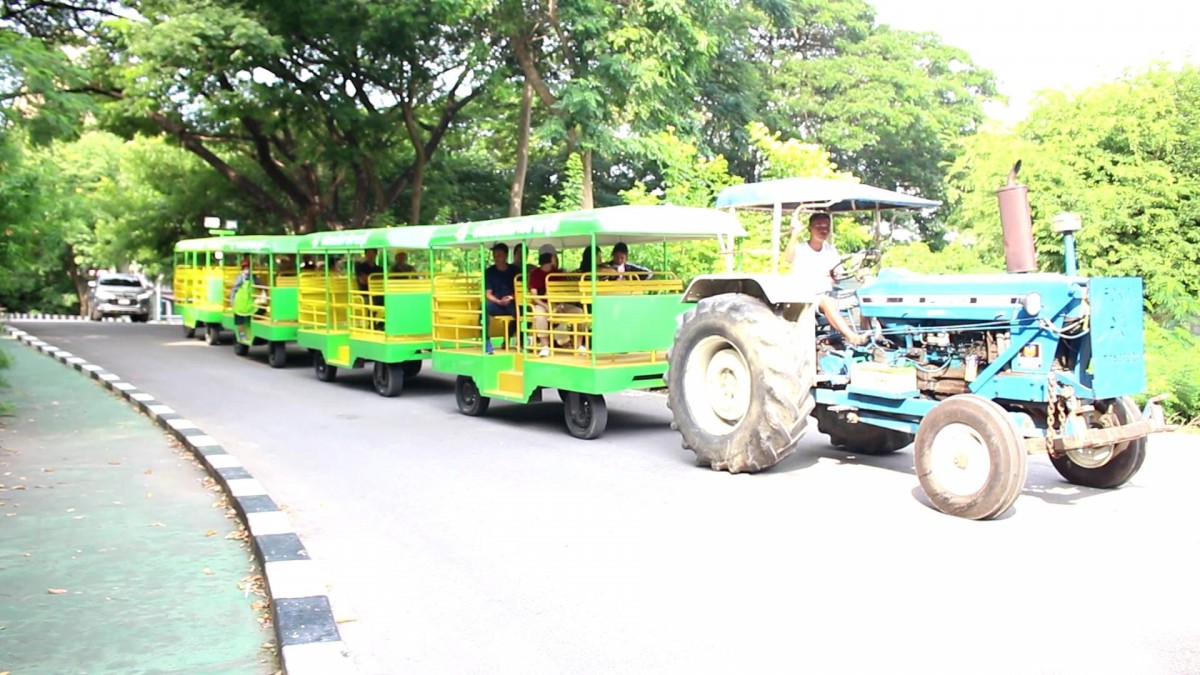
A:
791,240,840,295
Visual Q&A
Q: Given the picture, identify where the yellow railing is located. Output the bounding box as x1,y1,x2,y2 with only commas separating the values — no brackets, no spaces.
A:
298,271,349,331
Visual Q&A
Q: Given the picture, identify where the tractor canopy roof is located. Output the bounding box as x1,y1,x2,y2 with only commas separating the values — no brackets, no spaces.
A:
715,177,941,213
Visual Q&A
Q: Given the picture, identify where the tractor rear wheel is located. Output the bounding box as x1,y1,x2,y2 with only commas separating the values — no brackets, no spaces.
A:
667,293,812,473
914,394,1027,520
1050,396,1146,489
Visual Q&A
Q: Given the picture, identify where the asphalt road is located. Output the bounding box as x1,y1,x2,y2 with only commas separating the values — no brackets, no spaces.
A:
14,320,1200,675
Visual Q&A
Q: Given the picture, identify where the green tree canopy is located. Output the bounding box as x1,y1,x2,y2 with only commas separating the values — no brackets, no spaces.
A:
946,65,1200,323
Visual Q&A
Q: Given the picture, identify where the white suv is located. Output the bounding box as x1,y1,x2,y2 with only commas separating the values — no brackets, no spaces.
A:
88,273,152,322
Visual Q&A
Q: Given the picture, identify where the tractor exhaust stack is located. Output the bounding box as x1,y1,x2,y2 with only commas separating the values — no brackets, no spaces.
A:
997,160,1037,273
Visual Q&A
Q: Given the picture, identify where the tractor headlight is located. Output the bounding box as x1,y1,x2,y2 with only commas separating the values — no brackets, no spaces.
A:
1021,292,1042,316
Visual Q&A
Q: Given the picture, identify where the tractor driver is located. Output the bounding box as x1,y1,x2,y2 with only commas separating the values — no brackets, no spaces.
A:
784,211,869,346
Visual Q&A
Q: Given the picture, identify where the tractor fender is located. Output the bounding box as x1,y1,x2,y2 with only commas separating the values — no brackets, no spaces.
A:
683,273,823,307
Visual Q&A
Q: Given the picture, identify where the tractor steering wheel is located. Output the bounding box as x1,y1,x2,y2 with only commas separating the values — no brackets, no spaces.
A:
831,248,882,282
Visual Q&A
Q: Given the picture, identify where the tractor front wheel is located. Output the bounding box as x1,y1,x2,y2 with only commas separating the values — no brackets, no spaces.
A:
914,394,1027,520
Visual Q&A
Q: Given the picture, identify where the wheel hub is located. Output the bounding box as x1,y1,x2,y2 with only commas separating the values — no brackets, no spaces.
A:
683,336,752,435
928,422,990,496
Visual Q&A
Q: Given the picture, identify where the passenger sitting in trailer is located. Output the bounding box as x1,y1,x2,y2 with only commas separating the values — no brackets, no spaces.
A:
355,248,382,290
607,241,652,280
784,211,868,346
528,244,584,356
511,243,536,276
484,242,519,341
575,244,612,275
391,250,416,274
276,254,296,275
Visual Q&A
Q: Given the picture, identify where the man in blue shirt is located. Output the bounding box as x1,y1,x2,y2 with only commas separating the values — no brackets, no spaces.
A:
484,242,518,345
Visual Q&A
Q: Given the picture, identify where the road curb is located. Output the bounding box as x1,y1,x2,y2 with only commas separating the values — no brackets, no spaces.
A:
2,324,357,675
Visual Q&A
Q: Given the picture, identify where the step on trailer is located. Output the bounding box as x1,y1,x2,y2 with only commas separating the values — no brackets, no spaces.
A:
667,173,1173,519
295,226,438,396
428,204,745,439
223,235,305,368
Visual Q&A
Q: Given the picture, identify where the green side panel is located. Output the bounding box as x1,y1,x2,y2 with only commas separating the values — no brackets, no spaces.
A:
349,339,432,364
220,312,236,330
296,331,352,366
180,305,200,328
193,309,225,324
296,329,330,352
523,360,667,396
591,294,687,354
250,322,298,342
270,287,299,321
385,292,433,335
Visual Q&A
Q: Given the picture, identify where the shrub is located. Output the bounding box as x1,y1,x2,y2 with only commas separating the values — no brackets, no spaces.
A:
1142,320,1200,426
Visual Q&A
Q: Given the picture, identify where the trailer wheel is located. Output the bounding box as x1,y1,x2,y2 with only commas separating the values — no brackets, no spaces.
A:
233,341,249,357
455,376,490,416
1050,396,1146,489
373,362,404,397
914,394,1027,520
815,404,913,455
401,360,422,378
204,324,221,346
183,324,196,338
268,341,287,369
312,350,337,382
563,392,608,440
667,293,812,473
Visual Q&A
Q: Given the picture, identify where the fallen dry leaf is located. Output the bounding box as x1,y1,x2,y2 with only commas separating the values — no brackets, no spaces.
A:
143,469,153,476
205,529,218,537
47,588,67,595
108,461,121,465
41,467,54,473
202,567,213,575
149,521,165,528
11,486,25,491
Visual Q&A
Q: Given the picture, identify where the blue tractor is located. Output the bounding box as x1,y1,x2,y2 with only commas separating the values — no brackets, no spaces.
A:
667,175,1172,519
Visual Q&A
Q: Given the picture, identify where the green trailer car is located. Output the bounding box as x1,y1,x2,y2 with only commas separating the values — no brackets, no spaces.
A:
296,226,439,396
223,235,305,368
174,236,239,344
428,204,745,439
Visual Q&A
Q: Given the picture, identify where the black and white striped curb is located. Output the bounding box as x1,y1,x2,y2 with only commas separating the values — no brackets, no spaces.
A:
2,325,356,675
1,312,181,324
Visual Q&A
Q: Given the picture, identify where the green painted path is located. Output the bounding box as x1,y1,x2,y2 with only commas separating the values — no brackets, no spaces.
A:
0,337,277,674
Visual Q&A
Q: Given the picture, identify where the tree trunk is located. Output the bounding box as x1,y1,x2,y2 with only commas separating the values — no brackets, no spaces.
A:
509,80,534,217
581,148,594,210
64,244,87,316
409,154,425,226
